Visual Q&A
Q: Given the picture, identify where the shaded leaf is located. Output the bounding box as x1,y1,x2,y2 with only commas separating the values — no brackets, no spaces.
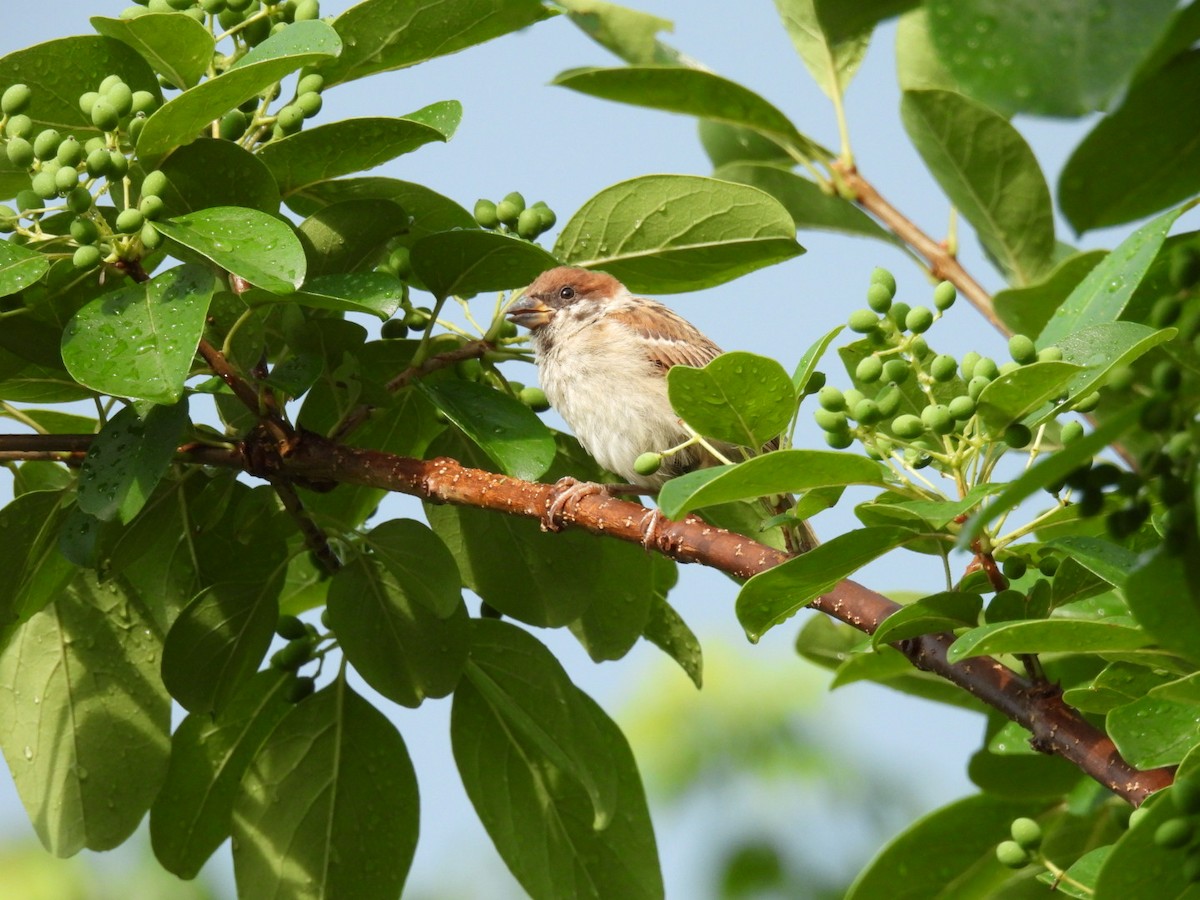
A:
296,198,408,278
641,591,702,689
772,0,870,99
872,591,982,647
157,139,281,217
993,250,1107,338
667,351,795,448
286,176,474,237
1125,546,1200,666
91,12,214,89
947,619,1149,663
246,273,407,320
559,0,680,65
974,360,1082,433
410,228,557,298
0,241,50,298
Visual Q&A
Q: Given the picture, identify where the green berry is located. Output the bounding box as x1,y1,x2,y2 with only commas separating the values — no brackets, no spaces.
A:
932,281,956,311
294,0,320,19
999,361,1021,376
1037,346,1063,362
104,82,134,118
296,91,323,118
277,104,304,134
974,357,999,380
5,113,33,140
30,170,58,200
967,375,990,400
1140,398,1173,432
380,319,409,339
1004,423,1032,448
72,244,101,269
825,431,853,449
866,283,893,312
930,354,956,382
297,73,325,95
1008,334,1036,364
1169,246,1200,290
519,386,550,412
1152,294,1182,328
892,414,923,439
32,128,62,161
1073,392,1100,413
847,309,878,333
995,840,1029,869
888,301,911,331
474,198,499,229
54,165,80,193
1,83,32,115
140,169,169,199
6,136,34,168
1175,777,1200,815
1010,817,1042,850
1060,420,1084,444
286,675,316,703
802,371,826,396
139,195,164,220
869,267,896,294
276,614,308,640
817,385,846,412
270,637,314,671
140,221,162,249
905,305,933,333
516,206,542,240
54,137,82,168
1001,556,1027,580
948,395,975,420
1155,817,1194,849
813,408,847,432
92,99,120,131
856,355,883,383
78,91,100,117
1152,360,1182,393
1037,555,1060,576
387,245,412,278
98,75,124,93
85,148,112,177
922,404,954,435
0,205,17,232
116,207,144,233
243,15,270,44
882,359,910,384
131,90,157,116
1129,806,1152,830
533,202,556,231
633,451,663,477
70,216,99,243
14,190,41,215
852,398,882,425
960,350,981,379
218,108,248,141
404,306,431,329
875,384,901,418
495,193,525,227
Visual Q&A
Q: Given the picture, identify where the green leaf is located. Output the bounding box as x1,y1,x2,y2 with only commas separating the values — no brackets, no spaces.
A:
845,794,1030,899
815,0,917,43
61,264,216,404
960,402,1143,544
641,590,702,689
91,13,214,89
974,360,1083,433
150,669,294,879
772,0,870,99
1125,546,1200,666
322,0,553,86
658,449,887,519
896,8,960,94
296,199,408,278
714,162,896,243
247,273,406,320
154,208,305,294
554,174,805,293
1063,662,1171,714
555,65,829,162
157,138,282,217
286,176,475,237
410,228,558,298
0,572,169,856
0,241,50,298
258,109,458,197
1108,680,1200,769
872,591,982,647
993,250,1108,338
900,89,1055,285
136,20,341,167
0,491,74,646
1036,204,1191,346
925,0,1177,117
418,379,556,482
791,323,844,391
698,121,792,168
947,619,1149,663
360,518,462,617
1094,791,1193,899
75,401,188,524
1061,51,1200,232
737,526,920,641
328,552,468,708
233,679,419,899
559,0,681,65
667,351,795,448
568,542,661,663
452,620,661,899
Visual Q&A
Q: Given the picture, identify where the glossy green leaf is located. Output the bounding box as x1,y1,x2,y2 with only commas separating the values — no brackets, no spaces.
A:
1061,51,1200,232
974,360,1082,432
0,572,169,856
698,121,792,168
895,8,959,93
1094,792,1192,899
557,175,804,293
157,139,282,217
247,273,406,320
1037,204,1191,346
772,0,870,99
667,351,795,448
61,264,216,404
323,0,552,86
258,109,457,198
91,13,214,89
286,176,475,237
845,794,1030,899
658,450,887,519
926,0,1177,117
1108,683,1200,769
642,591,702,689
75,401,188,524
901,89,1055,285
714,162,895,243
150,669,294,879
791,323,844,391
452,620,661,900
1063,662,1171,714
947,619,1149,663
737,526,920,641
968,742,1083,801
1125,546,1200,665
869,484,1004,531
410,228,557,299
233,680,419,899
872,591,982,647
568,542,662,663
419,379,556,482
0,490,74,645
154,208,305,294
328,552,468,708
0,241,50,298
296,199,408,278
559,0,679,65
993,250,1107,338
361,518,462,617
816,0,917,43
136,21,341,167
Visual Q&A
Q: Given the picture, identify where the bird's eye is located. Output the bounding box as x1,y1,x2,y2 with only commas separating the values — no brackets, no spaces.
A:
559,286,575,300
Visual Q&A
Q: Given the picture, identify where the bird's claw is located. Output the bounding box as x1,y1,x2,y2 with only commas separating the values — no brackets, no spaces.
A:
639,508,670,552
542,476,606,532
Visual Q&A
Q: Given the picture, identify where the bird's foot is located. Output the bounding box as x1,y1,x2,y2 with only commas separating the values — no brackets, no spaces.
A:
541,476,607,532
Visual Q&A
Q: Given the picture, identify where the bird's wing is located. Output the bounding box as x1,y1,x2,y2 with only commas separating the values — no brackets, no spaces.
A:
608,301,723,373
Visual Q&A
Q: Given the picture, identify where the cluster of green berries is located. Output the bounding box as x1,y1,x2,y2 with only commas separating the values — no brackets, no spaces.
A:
270,613,322,703
812,269,1072,468
215,71,325,144
994,816,1043,869
474,192,557,241
122,0,322,48
0,81,169,268
1144,775,1200,881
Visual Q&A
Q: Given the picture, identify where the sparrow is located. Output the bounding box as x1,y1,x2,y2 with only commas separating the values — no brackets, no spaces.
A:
506,266,816,553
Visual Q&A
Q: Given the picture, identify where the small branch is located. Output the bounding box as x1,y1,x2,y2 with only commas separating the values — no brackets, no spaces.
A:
269,477,341,575
833,161,1005,334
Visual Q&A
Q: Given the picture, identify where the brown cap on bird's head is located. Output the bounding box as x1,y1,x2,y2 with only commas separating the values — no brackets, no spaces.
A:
505,266,622,330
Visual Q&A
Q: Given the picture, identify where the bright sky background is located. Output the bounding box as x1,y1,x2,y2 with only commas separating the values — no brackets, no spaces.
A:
0,2,1124,897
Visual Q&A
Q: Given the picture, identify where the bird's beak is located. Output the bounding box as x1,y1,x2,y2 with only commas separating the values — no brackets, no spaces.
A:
505,294,553,329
